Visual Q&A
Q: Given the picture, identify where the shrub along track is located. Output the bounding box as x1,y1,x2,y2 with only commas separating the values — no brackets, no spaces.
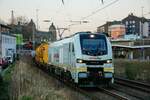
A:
10,55,89,100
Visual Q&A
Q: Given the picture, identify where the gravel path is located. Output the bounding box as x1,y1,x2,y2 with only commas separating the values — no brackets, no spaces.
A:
10,56,89,100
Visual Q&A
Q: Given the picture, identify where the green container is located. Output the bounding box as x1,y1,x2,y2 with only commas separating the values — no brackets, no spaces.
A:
14,34,23,45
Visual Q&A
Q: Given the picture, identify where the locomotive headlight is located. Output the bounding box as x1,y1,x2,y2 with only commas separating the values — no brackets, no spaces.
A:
77,59,83,63
107,59,112,63
90,34,95,38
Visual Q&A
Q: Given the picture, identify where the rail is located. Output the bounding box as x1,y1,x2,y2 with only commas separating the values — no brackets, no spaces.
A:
115,77,150,93
97,87,129,100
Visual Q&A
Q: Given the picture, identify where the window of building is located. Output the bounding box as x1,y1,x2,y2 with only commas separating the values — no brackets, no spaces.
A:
7,38,9,43
2,37,4,42
132,25,135,27
130,21,132,24
126,21,128,25
3,37,5,43
4,37,6,43
7,38,8,43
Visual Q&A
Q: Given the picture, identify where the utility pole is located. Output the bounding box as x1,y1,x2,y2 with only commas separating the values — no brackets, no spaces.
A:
57,27,68,39
36,9,39,30
32,9,39,50
32,24,35,50
11,10,15,25
141,6,145,60
141,6,144,38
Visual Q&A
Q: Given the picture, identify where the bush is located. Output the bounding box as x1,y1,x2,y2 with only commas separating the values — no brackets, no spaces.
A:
125,62,140,80
0,63,15,100
0,81,9,100
114,59,150,82
21,96,33,100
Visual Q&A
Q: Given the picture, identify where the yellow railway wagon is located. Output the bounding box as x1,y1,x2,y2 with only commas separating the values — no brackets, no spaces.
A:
35,43,49,64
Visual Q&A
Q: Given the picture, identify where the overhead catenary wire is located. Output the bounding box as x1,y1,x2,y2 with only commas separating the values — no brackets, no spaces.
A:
59,0,119,36
61,0,104,6
81,0,119,20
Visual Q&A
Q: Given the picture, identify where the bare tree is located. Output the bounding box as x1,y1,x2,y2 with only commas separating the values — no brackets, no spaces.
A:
10,16,29,25
15,16,29,25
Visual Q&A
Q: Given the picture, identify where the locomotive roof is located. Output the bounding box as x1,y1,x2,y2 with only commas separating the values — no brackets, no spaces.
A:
49,31,106,46
55,31,106,42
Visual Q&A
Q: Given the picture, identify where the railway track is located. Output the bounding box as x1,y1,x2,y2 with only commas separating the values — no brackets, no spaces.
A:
97,87,129,100
52,74,102,100
34,62,131,100
33,60,150,100
115,77,150,93
55,75,130,100
50,73,130,100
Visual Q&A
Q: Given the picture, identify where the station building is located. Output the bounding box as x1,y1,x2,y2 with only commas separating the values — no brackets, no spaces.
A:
0,23,16,59
1,33,16,58
111,39,150,60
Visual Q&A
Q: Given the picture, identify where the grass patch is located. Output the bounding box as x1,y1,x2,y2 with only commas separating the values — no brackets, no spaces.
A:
114,59,150,82
21,96,33,100
0,63,15,100
125,62,141,79
0,80,9,100
3,63,15,81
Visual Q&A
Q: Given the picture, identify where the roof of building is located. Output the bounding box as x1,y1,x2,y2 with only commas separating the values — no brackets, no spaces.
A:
49,23,56,31
1,32,16,37
112,44,150,49
0,24,11,29
97,21,122,28
36,31,51,34
122,13,148,22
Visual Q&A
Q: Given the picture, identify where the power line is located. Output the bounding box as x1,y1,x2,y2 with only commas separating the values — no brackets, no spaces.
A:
81,0,119,20
61,0,104,6
62,0,64,5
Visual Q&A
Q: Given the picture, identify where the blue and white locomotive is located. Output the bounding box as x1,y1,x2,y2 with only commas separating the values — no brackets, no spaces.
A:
48,32,114,86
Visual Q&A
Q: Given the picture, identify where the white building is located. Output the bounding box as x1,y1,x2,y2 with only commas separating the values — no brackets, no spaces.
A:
0,24,16,60
122,13,150,38
1,33,16,58
140,21,149,37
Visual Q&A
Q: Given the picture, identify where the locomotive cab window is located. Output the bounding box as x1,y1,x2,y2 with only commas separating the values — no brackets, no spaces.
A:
80,34,107,56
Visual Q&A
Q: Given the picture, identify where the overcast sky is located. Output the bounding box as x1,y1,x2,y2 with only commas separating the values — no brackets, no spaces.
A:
0,0,150,36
